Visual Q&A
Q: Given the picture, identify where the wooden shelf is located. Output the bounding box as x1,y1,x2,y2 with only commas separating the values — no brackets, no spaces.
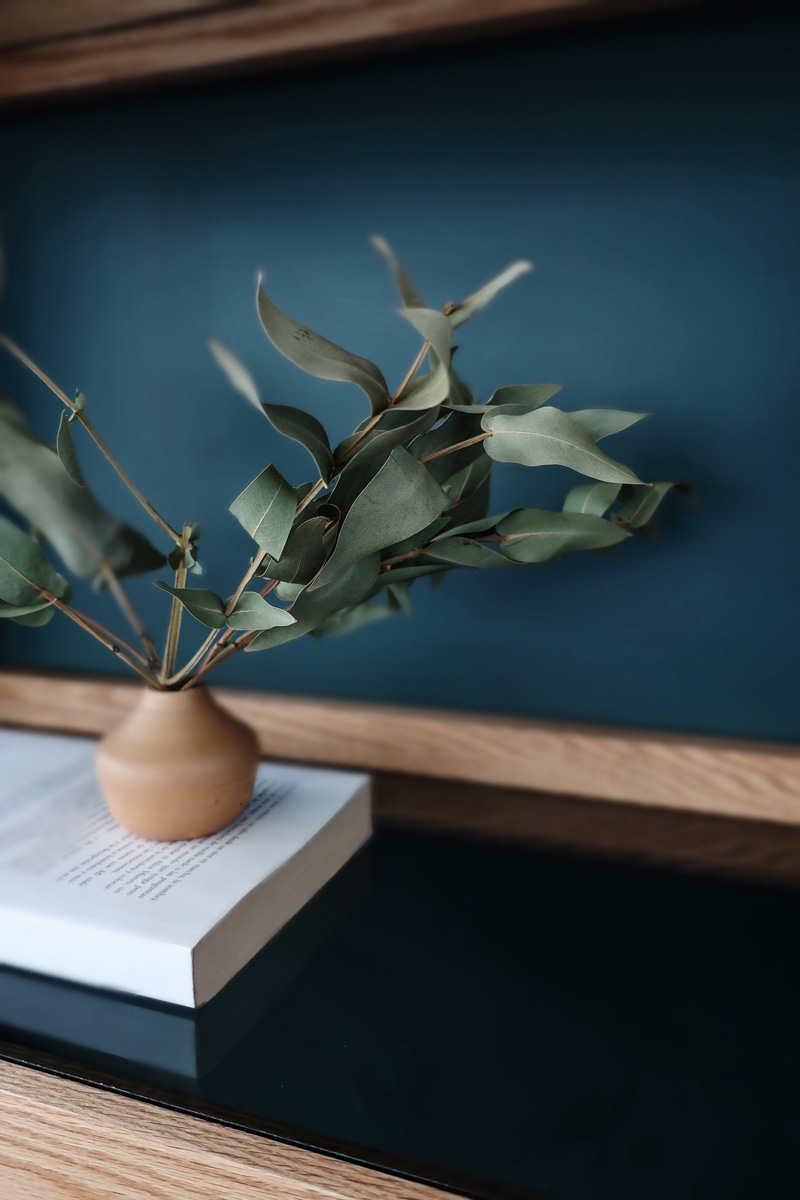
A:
0,0,701,104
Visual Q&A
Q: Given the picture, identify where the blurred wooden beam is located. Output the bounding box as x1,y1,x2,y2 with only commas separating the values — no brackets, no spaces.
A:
0,0,702,104
1,669,799,826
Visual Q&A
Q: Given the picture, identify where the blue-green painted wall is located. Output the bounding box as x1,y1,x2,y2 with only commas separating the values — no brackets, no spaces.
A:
1,3,798,740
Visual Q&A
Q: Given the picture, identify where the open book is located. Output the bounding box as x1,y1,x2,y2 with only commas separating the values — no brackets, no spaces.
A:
0,729,371,1006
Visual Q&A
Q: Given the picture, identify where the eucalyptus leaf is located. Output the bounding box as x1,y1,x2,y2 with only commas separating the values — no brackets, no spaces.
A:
371,561,451,589
275,580,306,603
209,339,334,482
0,514,71,606
153,581,227,628
488,383,563,409
56,411,86,487
399,307,453,368
12,605,56,627
310,448,447,591
569,409,646,441
0,596,55,619
226,591,297,630
496,509,631,563
387,581,413,615
260,515,329,584
393,357,451,411
482,407,642,484
0,400,166,583
312,599,394,638
256,279,390,415
370,236,425,308
336,407,438,470
426,536,516,569
229,464,296,559
450,261,533,328
248,552,380,651
563,481,621,517
614,482,674,528
434,512,510,539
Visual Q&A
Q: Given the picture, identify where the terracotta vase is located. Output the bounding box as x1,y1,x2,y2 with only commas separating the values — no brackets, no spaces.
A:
95,685,260,841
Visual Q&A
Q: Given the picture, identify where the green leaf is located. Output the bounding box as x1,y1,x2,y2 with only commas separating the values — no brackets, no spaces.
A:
487,383,562,409
260,515,330,584
0,514,71,606
256,278,390,415
230,464,296,559
399,307,453,368
56,411,86,487
73,390,87,413
614,482,675,528
386,580,413,615
372,561,451,588
226,591,297,630
335,407,438,470
0,596,55,619
482,407,642,484
569,409,646,441
209,339,334,482
496,509,631,563
426,536,517,569
312,598,394,639
370,236,425,308
275,580,306,603
153,581,227,628
380,516,449,559
414,410,487,484
433,512,510,539
12,605,56,627
563,481,621,517
310,448,447,591
450,260,533,329
393,357,451,411
247,553,380,651
0,400,166,583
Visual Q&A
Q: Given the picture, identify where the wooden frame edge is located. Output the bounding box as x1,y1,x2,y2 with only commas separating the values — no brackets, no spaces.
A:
0,1058,459,1200
0,0,700,104
1,669,799,825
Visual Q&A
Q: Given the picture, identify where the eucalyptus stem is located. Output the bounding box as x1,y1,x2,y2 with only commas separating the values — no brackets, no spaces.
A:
0,333,182,545
165,628,219,689
419,431,492,464
393,339,429,402
160,523,191,682
49,596,159,686
96,562,159,666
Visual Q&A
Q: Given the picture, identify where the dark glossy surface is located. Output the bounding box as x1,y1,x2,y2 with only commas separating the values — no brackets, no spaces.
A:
2,816,800,1200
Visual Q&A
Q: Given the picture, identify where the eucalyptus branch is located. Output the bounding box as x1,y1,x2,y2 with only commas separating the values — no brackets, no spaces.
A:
419,431,492,464
0,333,182,546
393,339,430,403
48,596,159,686
160,523,192,682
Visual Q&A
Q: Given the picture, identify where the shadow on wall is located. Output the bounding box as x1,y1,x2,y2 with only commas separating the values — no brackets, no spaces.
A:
0,1,798,741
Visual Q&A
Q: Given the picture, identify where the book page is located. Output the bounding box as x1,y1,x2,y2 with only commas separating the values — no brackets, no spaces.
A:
0,729,368,946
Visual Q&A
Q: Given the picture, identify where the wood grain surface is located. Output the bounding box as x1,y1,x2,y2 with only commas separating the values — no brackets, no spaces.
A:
0,0,699,102
0,1058,458,1199
1,669,799,825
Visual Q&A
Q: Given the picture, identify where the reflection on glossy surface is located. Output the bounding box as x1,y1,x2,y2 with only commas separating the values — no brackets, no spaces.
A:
2,796,800,1200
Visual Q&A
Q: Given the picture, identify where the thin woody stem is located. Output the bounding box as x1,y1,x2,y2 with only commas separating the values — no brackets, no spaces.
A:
420,431,492,464
392,339,429,402
96,563,159,666
50,597,159,686
0,333,182,545
160,523,191,682
164,627,219,688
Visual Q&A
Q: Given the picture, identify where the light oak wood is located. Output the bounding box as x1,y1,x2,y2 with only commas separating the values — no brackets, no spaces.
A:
0,0,231,51
0,0,699,102
0,1058,457,1199
1,669,799,825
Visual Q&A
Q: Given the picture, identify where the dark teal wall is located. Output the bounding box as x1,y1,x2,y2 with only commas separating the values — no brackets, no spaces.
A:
1,3,798,740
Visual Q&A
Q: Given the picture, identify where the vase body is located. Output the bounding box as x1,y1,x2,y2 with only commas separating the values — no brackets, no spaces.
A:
95,685,260,841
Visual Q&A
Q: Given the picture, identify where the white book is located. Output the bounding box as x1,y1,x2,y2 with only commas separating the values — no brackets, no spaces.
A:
0,728,371,1007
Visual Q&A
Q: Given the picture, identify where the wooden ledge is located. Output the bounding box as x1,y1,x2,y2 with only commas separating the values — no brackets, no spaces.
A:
0,1058,457,1200
1,669,799,825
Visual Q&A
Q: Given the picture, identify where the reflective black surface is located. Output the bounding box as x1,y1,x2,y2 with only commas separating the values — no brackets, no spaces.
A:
3,816,800,1199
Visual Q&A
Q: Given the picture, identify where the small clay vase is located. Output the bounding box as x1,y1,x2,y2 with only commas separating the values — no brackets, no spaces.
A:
95,685,260,841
